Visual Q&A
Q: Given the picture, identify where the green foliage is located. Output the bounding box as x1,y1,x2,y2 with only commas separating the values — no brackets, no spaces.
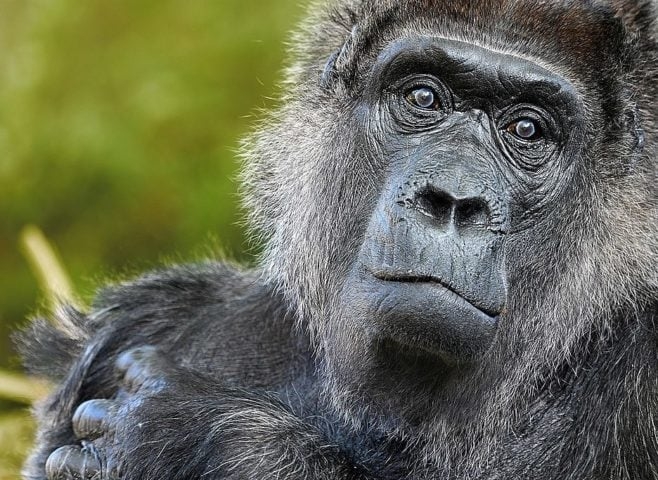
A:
0,0,303,363
0,0,303,474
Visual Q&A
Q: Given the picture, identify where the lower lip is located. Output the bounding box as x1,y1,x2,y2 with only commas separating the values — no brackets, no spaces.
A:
362,277,498,364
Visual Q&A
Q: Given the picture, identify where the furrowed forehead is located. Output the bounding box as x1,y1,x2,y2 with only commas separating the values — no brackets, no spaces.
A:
339,0,627,82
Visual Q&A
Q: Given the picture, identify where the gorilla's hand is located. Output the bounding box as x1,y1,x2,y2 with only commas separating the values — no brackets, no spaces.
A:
44,346,370,480
45,346,189,480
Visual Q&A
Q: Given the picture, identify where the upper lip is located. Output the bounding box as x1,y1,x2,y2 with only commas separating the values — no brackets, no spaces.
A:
369,269,502,317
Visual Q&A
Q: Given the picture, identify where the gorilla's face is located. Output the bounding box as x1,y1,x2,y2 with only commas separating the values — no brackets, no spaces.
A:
324,35,590,423
342,36,583,358
245,1,654,430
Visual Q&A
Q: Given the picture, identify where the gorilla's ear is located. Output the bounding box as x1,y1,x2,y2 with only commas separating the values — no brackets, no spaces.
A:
320,24,359,90
610,0,657,32
320,26,358,91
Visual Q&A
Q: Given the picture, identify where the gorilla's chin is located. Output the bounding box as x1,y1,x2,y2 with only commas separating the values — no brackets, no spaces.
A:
341,266,498,366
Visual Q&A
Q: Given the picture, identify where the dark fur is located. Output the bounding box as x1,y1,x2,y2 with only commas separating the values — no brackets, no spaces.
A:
21,1,658,479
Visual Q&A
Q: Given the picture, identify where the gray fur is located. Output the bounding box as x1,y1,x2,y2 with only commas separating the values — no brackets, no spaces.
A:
21,1,658,479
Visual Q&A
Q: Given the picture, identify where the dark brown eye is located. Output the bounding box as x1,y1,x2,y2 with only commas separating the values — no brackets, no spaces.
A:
406,87,439,110
507,118,542,141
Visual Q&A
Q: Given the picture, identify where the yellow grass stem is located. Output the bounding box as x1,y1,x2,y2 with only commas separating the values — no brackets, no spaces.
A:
0,370,49,404
19,225,77,310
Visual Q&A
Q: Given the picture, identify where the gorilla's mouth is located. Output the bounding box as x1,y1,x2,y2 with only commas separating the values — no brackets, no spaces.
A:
371,270,502,318
351,268,500,364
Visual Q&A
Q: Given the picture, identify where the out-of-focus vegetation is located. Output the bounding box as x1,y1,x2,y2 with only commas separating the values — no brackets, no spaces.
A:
0,0,303,476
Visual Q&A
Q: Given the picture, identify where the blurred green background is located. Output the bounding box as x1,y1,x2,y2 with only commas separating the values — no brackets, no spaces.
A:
0,0,303,476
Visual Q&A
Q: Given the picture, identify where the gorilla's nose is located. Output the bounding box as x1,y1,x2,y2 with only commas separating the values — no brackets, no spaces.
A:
411,187,494,232
377,174,508,319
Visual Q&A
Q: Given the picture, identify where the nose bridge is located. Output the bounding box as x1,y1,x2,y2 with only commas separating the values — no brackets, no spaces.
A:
425,164,487,201
414,111,494,192
391,109,508,231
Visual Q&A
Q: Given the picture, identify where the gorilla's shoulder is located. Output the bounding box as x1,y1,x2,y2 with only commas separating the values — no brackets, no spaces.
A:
19,261,293,383
92,261,266,316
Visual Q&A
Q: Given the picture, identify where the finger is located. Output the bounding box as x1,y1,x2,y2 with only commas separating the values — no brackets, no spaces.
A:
116,346,168,392
115,346,159,373
73,399,116,440
45,445,101,480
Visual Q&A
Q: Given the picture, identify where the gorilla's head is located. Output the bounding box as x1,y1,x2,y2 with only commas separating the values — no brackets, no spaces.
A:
242,0,658,444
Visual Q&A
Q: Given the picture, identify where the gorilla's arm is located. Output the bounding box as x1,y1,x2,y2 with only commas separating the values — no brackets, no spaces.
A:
45,347,370,480
20,263,371,480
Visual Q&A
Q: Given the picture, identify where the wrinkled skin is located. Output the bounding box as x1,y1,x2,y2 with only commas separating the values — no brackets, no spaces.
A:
21,1,658,479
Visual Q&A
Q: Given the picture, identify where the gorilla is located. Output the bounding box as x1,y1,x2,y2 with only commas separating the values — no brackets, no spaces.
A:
20,0,658,479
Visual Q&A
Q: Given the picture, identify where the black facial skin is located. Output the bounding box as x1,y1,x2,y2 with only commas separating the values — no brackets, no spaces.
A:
340,37,583,366
19,1,658,479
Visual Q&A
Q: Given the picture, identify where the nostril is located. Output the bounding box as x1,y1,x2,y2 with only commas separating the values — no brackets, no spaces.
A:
455,198,491,228
405,187,493,230
413,188,453,225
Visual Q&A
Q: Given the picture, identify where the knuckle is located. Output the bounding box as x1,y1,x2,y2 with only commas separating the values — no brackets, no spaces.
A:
45,445,100,480
72,399,115,439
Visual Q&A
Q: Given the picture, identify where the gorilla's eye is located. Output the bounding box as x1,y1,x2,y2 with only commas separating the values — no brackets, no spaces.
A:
393,78,451,128
507,118,542,141
406,87,439,110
